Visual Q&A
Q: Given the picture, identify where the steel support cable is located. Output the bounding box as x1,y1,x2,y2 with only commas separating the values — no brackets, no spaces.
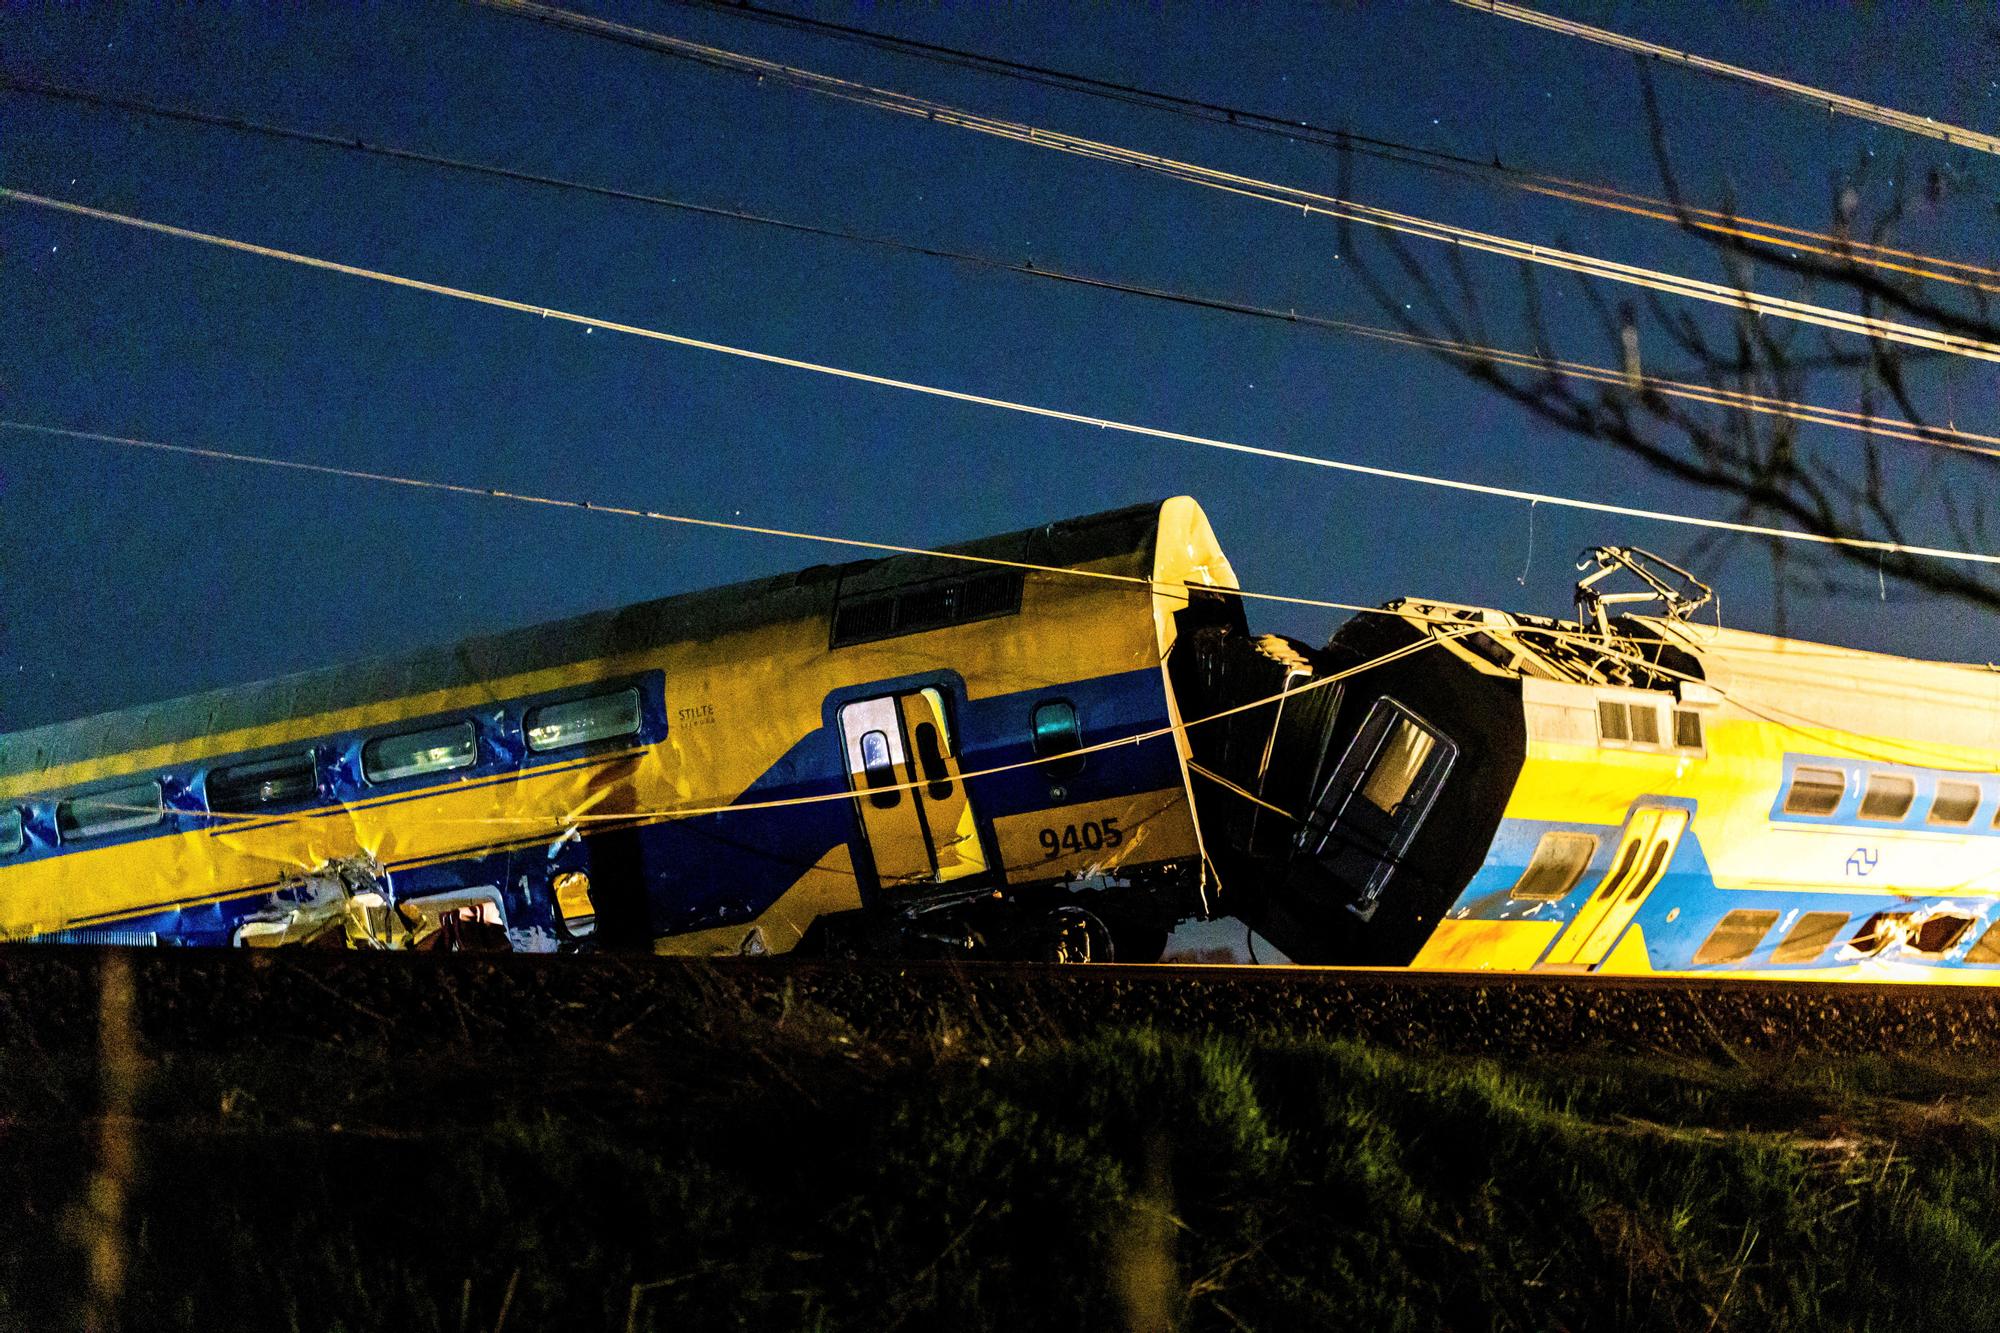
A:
1186,761,1300,822
7,78,1993,461
1336,325,2000,461
68,596,1982,869
653,0,2000,294
60,626,1462,832
18,69,1996,300
1449,0,2000,157
470,0,2000,364
3,418,1780,659
52,594,1983,837
7,415,1927,675
7,414,1975,827
1493,174,2000,295
0,419,1387,620
9,190,1999,567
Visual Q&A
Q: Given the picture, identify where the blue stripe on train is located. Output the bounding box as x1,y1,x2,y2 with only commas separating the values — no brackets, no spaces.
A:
1451,811,2000,970
630,664,1178,936
2,671,671,864
44,663,1182,944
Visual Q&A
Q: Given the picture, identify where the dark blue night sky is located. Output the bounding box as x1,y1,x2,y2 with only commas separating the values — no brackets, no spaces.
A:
4,2,1996,732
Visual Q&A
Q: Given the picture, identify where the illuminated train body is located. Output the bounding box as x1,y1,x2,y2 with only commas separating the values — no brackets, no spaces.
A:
0,500,1240,959
6,494,2000,980
1197,600,2000,981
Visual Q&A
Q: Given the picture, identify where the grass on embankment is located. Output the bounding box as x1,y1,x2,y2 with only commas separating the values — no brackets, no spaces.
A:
6,1002,2000,1331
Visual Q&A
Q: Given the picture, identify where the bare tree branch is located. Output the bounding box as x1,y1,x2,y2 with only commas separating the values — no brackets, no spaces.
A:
1335,69,2000,619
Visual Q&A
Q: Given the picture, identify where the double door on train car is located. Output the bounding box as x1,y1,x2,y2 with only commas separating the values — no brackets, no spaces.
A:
837,688,990,891
1539,806,1689,971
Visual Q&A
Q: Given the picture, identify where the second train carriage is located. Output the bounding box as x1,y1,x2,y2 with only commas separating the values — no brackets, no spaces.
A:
1189,552,2000,982
0,498,1249,960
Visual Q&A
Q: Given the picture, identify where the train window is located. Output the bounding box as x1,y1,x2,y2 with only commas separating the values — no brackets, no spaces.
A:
57,780,164,842
1509,832,1598,900
832,598,896,645
1625,841,1671,902
1032,701,1084,779
1782,766,1845,816
960,571,1023,619
1966,923,2000,964
859,730,900,809
913,722,953,799
0,808,22,857
1673,710,1704,750
1599,700,1665,747
1845,911,1971,957
526,688,642,753
208,753,317,811
1845,912,1912,957
1858,773,1916,821
1771,912,1847,963
362,721,476,784
831,572,1024,647
895,584,960,633
1359,717,1438,814
1913,914,1974,954
1929,780,1982,827
1693,909,1780,965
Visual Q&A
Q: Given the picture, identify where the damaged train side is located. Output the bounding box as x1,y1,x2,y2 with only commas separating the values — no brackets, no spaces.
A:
1189,570,2000,983
0,498,1249,960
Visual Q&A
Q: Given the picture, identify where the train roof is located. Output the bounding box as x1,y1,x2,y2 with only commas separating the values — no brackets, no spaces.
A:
2,497,1232,788
1638,615,2000,756
1375,598,2000,758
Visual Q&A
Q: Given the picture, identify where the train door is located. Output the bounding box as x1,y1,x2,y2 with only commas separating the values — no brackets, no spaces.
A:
1539,807,1689,970
1296,699,1457,921
837,688,990,890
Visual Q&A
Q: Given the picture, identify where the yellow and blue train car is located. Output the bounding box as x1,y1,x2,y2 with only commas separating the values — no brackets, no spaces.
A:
0,498,1245,960
1204,595,2000,981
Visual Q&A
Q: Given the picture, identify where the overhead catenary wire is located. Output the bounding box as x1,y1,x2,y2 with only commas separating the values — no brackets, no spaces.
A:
0,419,1386,620
1449,0,2000,158
8,416,1984,811
6,187,1999,568
652,0,2000,295
470,0,2000,365
84,621,1463,832
16,414,1981,669
8,75,1994,464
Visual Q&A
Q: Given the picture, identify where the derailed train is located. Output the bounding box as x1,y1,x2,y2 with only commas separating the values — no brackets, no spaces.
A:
3,496,1999,979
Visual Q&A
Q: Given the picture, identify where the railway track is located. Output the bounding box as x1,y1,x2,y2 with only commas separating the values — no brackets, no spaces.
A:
4,946,1997,1057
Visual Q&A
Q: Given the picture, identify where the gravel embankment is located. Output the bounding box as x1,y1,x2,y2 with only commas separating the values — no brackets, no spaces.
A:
1,946,1992,1057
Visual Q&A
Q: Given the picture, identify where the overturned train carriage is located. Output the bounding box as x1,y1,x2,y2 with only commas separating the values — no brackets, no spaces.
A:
0,498,1256,960
1191,597,2000,981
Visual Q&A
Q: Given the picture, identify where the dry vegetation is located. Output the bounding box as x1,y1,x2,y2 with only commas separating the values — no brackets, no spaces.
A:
8,957,2000,1330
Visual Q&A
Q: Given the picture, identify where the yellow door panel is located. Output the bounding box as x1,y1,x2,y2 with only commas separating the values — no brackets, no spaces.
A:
838,697,935,887
1596,923,1658,975
896,689,988,882
1542,808,1687,970
1570,811,1684,962
992,787,1197,883
1540,810,1657,967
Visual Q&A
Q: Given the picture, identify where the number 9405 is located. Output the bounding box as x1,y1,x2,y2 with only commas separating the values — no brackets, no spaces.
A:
1038,818,1122,857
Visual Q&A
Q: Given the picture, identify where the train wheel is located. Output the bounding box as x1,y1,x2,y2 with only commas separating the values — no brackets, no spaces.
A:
1037,906,1114,964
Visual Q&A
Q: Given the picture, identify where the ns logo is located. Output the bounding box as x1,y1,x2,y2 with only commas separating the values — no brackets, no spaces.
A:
1845,846,1880,878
